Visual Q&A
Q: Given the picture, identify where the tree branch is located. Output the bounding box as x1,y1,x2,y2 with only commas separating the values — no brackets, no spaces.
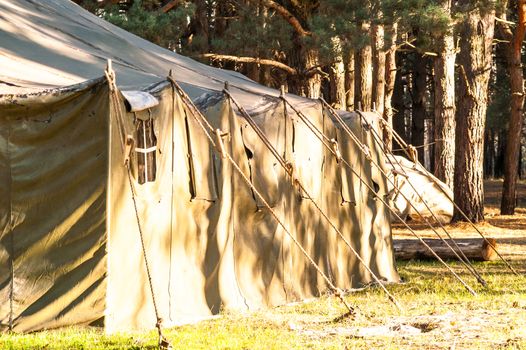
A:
496,1,513,42
161,0,182,13
198,53,298,75
247,0,311,36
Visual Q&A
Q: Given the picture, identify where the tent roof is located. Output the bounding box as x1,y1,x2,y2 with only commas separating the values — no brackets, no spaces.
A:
0,0,313,110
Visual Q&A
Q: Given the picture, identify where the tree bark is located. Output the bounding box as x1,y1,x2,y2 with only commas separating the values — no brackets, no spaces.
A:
345,51,355,111
484,129,495,178
500,0,526,214
411,51,427,164
329,57,346,109
393,238,498,261
453,3,495,223
184,0,210,52
496,130,507,178
383,23,398,150
433,2,456,189
372,21,386,116
355,22,373,111
304,49,322,98
393,54,408,148
327,36,346,108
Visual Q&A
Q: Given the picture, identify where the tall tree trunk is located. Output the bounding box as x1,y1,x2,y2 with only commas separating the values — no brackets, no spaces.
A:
184,0,210,53
428,118,435,171
345,52,355,111
329,62,346,109
393,54,408,148
372,21,385,115
499,0,526,214
384,23,398,150
246,63,260,82
288,34,321,98
483,129,493,178
411,51,427,165
355,21,373,111
453,3,495,222
496,130,507,178
329,37,346,109
433,2,456,189
305,49,322,98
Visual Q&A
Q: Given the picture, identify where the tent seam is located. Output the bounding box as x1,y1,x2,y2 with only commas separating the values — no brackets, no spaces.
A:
7,117,14,330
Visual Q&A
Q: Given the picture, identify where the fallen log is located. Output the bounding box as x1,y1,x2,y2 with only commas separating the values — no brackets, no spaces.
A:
393,238,498,261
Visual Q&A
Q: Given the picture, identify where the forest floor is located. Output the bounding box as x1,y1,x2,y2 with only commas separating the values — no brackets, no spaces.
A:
393,178,526,261
1,180,525,349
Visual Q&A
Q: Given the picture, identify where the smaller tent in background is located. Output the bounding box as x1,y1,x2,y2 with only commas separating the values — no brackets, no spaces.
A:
386,155,454,224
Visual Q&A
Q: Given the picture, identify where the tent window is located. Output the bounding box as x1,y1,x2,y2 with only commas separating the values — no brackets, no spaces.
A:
136,116,157,184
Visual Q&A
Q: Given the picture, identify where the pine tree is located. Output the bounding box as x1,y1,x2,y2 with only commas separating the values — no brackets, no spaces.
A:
453,1,496,222
432,0,456,189
497,0,526,215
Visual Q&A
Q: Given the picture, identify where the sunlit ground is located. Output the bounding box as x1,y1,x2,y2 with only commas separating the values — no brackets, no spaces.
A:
2,180,525,349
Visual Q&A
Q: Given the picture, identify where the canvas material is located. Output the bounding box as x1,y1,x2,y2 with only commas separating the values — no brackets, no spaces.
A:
0,80,108,332
106,84,399,331
0,0,399,333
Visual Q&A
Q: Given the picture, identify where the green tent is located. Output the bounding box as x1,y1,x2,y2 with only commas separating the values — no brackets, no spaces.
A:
0,0,399,333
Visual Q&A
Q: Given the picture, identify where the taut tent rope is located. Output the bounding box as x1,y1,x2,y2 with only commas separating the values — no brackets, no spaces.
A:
106,61,172,350
223,88,401,310
280,96,477,296
168,76,356,318
319,99,487,287
374,112,518,276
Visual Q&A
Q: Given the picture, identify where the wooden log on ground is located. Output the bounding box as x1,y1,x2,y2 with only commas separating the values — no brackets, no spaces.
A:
393,238,498,261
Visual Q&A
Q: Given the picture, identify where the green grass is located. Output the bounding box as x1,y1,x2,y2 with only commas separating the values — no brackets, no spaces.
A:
2,260,525,349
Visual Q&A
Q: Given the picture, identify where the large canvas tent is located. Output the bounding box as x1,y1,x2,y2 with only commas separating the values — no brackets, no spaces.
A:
0,0,399,333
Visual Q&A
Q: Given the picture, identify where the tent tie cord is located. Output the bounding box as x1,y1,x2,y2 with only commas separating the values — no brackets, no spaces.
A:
318,98,488,287
325,101,490,288
224,88,402,310
281,96,477,295
328,103,487,287
369,120,488,288
106,62,172,350
168,77,356,317
377,117,518,276
360,107,516,279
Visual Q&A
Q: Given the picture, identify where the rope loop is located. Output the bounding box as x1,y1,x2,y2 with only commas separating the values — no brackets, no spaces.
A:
330,139,342,162
407,144,418,164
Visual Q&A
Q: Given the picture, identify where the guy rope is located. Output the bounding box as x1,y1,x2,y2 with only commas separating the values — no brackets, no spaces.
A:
167,76,357,319
105,61,172,350
319,99,488,288
370,110,518,276
223,86,401,310
278,94,478,296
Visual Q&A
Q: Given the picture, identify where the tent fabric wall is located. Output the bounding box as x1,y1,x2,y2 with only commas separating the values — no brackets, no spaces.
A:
106,82,399,331
0,0,399,333
0,75,399,333
0,80,109,332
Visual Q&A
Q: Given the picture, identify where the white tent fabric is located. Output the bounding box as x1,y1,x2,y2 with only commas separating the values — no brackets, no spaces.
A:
386,155,454,224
